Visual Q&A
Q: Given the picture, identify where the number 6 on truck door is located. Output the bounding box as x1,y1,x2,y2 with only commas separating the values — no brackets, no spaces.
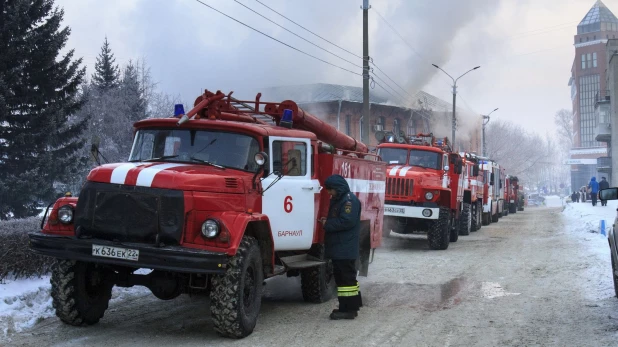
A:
262,137,320,251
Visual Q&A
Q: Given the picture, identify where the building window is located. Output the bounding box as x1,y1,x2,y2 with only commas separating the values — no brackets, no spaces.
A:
587,53,592,68
592,52,597,67
582,54,586,69
345,115,351,136
359,116,363,139
594,35,596,40
578,74,600,147
582,54,586,70
377,116,385,131
581,38,584,43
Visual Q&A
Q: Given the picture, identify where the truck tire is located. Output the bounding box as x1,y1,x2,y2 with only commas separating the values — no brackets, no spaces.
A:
482,212,490,226
509,203,517,214
475,201,482,231
428,208,450,250
211,236,263,338
50,260,113,326
491,202,499,223
471,201,479,232
301,245,335,303
458,203,471,236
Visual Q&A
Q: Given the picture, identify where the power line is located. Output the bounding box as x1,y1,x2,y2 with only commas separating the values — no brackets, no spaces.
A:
370,77,409,106
246,0,418,108
192,0,362,76
233,0,363,69
369,71,411,105
370,60,415,98
253,0,363,60
372,8,426,63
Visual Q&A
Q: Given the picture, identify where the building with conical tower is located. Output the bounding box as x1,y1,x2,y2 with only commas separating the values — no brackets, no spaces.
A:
568,0,618,190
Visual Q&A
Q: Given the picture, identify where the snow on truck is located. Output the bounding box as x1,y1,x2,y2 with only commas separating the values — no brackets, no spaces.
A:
378,133,465,250
28,90,387,338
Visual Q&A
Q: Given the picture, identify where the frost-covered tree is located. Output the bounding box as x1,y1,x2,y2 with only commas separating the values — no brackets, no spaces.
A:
0,0,87,219
92,37,119,91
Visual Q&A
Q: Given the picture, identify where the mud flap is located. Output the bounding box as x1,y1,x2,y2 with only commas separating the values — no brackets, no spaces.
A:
357,220,371,277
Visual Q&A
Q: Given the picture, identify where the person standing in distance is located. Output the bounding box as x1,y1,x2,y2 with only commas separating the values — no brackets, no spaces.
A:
588,176,600,206
319,174,362,320
599,177,610,206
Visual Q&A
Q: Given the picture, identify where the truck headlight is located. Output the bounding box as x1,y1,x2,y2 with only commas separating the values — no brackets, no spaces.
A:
425,192,434,200
201,219,220,238
58,205,74,224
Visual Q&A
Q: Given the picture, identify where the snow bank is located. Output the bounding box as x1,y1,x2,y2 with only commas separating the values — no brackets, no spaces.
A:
0,269,151,338
562,198,618,235
0,276,53,336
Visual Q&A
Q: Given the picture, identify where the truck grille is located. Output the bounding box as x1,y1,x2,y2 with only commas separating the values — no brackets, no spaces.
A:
386,177,414,199
75,181,185,245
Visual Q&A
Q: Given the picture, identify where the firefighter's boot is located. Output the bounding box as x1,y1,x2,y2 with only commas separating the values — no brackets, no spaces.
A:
330,310,357,320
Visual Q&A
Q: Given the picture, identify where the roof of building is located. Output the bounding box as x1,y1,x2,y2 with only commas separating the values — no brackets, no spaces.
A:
578,0,618,34
262,83,389,104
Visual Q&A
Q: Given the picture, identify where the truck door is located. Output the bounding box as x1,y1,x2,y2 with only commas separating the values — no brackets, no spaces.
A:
262,137,320,251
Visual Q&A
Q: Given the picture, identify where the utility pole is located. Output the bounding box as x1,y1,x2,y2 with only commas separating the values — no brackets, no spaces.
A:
481,108,498,157
362,0,370,146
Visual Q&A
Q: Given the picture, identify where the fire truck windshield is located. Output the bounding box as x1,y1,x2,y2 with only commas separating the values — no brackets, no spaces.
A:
408,150,441,170
129,129,261,172
378,148,408,165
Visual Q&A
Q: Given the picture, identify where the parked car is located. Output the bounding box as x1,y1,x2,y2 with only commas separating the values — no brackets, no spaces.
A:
599,188,618,297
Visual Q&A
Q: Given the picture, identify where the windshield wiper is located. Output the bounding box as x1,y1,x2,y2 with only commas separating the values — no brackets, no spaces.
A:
141,155,179,162
190,157,225,169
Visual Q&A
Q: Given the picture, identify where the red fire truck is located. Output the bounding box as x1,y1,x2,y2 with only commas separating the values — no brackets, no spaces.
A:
29,90,387,338
480,158,504,225
378,133,464,250
506,176,520,214
461,153,482,232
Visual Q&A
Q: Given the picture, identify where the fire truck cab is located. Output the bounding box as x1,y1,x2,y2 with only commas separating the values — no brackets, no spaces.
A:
378,133,464,250
29,90,386,338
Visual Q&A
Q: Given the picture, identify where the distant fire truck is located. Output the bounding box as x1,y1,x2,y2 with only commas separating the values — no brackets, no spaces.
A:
29,90,387,338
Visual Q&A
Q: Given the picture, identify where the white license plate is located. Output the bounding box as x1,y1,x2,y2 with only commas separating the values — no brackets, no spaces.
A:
92,244,139,261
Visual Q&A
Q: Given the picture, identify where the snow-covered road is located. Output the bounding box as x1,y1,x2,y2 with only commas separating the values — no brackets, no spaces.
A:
4,201,618,346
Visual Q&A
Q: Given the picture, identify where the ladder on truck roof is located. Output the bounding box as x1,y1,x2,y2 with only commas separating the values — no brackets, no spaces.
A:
228,96,275,125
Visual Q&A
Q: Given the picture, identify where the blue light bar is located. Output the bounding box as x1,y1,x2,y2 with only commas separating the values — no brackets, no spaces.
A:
174,104,185,118
280,109,293,129
437,140,443,146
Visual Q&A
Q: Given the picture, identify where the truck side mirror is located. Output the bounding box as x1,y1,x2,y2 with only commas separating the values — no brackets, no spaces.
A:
472,165,479,176
443,165,450,171
599,188,618,200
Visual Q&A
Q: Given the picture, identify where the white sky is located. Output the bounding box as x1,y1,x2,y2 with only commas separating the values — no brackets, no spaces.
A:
54,0,606,138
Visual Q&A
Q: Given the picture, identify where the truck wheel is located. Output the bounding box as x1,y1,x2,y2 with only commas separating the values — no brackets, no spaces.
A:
458,203,471,236
428,208,450,250
50,260,113,326
475,202,482,231
450,216,459,242
471,202,478,232
491,211,499,223
211,236,263,338
382,218,393,238
482,212,489,226
301,245,335,303
509,203,517,214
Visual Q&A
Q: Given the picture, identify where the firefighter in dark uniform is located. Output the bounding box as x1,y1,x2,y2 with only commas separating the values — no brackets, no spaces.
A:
319,174,362,320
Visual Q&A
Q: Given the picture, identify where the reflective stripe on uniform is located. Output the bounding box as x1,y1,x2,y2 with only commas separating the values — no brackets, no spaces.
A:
337,284,360,297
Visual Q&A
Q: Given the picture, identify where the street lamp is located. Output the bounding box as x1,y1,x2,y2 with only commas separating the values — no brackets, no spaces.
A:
431,64,481,150
482,108,499,157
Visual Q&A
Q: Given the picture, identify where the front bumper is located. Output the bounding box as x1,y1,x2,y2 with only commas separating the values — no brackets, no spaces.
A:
383,204,439,220
29,231,228,274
